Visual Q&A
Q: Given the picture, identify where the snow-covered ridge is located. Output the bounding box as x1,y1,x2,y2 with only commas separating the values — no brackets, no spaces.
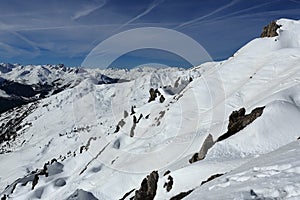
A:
0,18,300,200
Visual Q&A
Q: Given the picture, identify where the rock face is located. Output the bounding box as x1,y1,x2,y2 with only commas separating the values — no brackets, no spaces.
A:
189,134,214,163
159,95,165,103
163,175,173,192
133,171,159,200
170,190,194,200
217,107,265,142
260,20,281,37
200,173,224,185
148,88,165,103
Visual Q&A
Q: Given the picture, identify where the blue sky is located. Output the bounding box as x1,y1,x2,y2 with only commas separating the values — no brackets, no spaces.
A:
0,0,299,68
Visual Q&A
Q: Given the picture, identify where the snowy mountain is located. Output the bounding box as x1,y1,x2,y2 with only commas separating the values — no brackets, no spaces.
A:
0,18,300,200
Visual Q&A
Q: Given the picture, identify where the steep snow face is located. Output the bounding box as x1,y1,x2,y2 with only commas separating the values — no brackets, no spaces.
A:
0,19,300,200
186,141,300,200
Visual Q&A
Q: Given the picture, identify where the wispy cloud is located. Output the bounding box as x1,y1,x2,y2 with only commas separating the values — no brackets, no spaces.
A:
289,0,300,4
201,0,281,24
175,0,240,29
116,0,165,31
72,0,107,20
0,20,40,53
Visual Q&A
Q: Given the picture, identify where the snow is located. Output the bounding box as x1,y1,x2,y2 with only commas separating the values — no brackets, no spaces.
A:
186,141,300,200
0,18,300,200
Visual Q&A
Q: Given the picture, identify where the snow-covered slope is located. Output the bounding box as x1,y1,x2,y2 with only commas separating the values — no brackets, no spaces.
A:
0,18,300,200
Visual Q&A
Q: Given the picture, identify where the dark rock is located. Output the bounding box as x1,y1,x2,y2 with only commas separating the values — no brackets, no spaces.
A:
32,174,39,190
131,106,136,115
250,189,258,197
217,107,265,142
159,95,165,103
170,189,193,200
1,194,7,200
80,146,86,154
133,115,137,124
163,170,171,176
163,175,173,192
137,114,143,123
201,173,224,185
297,136,300,140
148,88,157,103
148,88,161,103
114,125,120,133
189,134,214,164
119,189,135,200
260,20,281,38
133,171,159,200
130,122,136,137
51,158,57,164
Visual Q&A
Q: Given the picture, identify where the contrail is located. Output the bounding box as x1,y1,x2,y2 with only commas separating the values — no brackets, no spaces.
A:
201,0,281,24
289,0,300,4
0,20,40,52
175,0,240,29
72,0,107,20
116,0,165,31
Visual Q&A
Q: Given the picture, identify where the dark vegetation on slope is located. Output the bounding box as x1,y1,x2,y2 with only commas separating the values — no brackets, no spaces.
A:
0,78,62,114
0,102,37,153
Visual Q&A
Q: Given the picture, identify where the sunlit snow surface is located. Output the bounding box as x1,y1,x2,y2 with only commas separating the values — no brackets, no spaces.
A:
0,19,300,199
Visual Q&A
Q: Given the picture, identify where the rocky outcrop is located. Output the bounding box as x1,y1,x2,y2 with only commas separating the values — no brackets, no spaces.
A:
217,107,265,142
260,20,281,37
200,173,224,185
159,95,165,103
148,88,161,103
131,106,136,115
163,175,173,192
133,171,159,200
148,88,165,103
189,134,214,163
170,190,194,200
119,189,135,200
